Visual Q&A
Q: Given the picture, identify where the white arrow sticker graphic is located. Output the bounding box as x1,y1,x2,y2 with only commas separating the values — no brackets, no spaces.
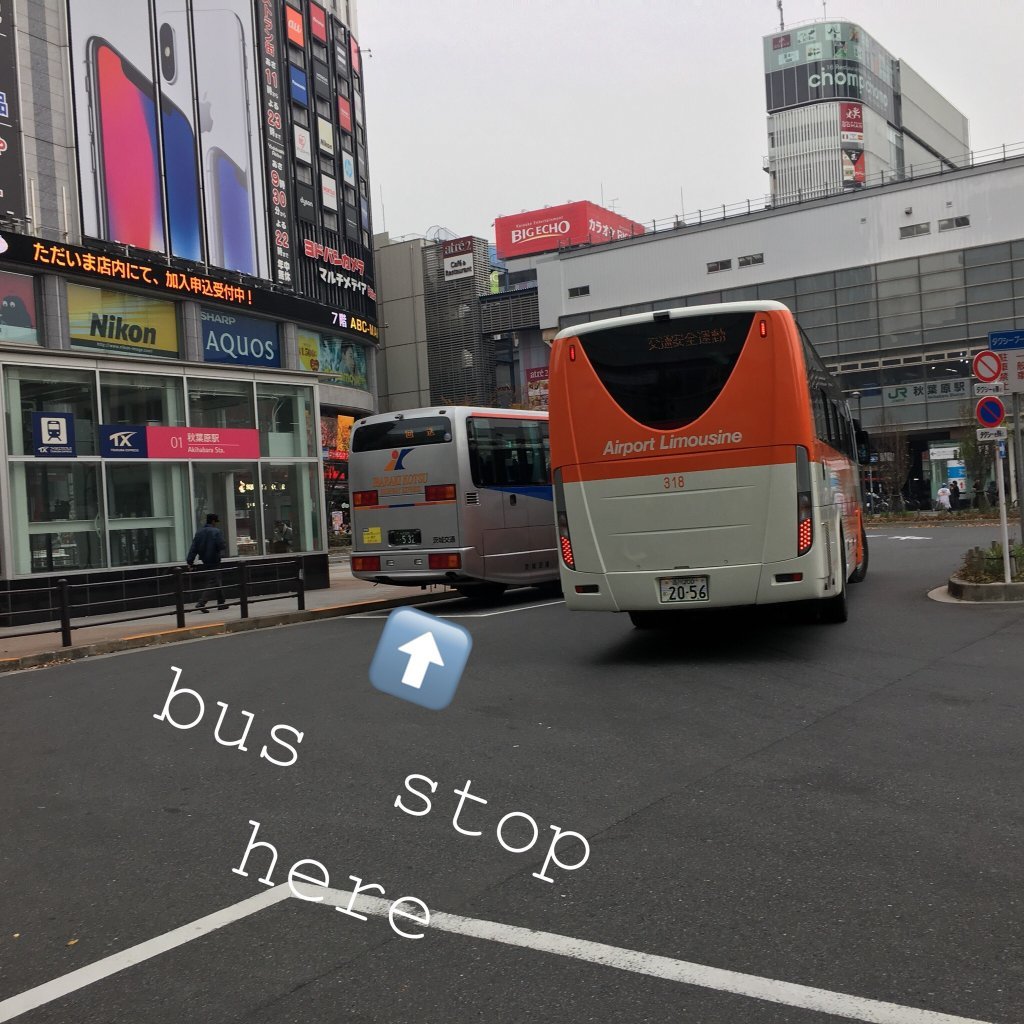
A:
397,631,445,688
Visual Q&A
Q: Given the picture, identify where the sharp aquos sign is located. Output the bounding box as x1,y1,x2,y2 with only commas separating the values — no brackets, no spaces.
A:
494,201,645,259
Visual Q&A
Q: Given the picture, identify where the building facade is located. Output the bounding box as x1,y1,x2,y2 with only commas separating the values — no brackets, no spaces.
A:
528,153,1024,498
0,0,379,598
763,20,969,204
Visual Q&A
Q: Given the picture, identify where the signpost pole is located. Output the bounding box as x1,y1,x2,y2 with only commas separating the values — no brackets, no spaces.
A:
1014,392,1024,540
996,446,1012,583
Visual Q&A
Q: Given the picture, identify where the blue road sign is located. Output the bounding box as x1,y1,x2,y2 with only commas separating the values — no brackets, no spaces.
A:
369,607,472,710
999,440,1007,459
988,330,1024,350
977,396,1006,427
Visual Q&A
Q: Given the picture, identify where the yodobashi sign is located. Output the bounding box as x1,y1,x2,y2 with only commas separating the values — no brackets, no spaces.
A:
442,237,474,282
201,309,281,367
494,201,645,259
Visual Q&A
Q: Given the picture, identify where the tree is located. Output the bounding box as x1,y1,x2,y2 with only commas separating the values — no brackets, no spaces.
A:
872,409,912,509
954,400,993,510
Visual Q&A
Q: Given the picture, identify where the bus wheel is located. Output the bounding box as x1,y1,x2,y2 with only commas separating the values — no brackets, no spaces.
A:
818,539,848,624
849,523,869,584
628,611,661,629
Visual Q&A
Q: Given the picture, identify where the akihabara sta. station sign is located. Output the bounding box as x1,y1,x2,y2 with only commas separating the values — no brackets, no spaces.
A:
494,201,645,259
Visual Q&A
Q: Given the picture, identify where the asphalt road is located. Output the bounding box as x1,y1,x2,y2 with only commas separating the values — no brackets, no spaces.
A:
0,524,1021,1024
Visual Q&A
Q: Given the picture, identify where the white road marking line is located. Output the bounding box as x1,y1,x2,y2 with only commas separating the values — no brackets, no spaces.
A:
305,886,995,1024
0,885,291,1022
1,882,999,1024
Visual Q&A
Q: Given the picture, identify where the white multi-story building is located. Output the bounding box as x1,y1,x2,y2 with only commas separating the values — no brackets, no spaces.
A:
762,20,969,204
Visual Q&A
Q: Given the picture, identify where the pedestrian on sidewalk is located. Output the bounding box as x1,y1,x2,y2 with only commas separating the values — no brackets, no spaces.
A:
936,482,951,511
949,479,961,511
187,513,228,612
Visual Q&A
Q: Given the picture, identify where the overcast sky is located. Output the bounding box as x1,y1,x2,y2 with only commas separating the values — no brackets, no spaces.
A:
356,0,1018,243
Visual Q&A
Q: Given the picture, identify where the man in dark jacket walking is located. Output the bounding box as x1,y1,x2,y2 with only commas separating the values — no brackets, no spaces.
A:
187,513,228,611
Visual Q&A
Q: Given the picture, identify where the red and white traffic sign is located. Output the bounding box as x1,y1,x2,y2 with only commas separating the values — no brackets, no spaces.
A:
976,395,1006,428
973,350,1003,383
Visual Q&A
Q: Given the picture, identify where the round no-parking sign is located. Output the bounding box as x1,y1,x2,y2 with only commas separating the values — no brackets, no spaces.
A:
973,350,1003,383
976,395,1005,428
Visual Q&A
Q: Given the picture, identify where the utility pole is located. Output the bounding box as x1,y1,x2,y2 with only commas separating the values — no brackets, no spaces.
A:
777,0,784,31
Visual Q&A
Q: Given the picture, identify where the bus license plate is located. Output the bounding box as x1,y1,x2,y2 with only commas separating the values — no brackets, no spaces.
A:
658,576,709,603
388,529,422,546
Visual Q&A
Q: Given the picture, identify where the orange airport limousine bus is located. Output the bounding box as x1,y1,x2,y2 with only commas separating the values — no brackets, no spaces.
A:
548,301,868,628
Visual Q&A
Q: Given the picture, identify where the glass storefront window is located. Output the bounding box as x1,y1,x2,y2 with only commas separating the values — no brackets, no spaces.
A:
10,463,106,573
187,378,255,430
192,463,261,556
260,463,322,555
256,383,315,458
101,372,185,426
5,365,98,456
106,463,190,566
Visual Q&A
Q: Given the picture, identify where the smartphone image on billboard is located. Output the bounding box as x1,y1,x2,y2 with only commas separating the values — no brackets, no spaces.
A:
155,8,203,262
85,38,165,252
209,147,256,275
192,2,267,277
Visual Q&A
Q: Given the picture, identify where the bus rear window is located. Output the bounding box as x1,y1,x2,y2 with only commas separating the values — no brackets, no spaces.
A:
351,416,452,453
577,312,754,430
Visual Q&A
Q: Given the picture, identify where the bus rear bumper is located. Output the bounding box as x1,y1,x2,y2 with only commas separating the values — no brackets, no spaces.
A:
560,558,828,612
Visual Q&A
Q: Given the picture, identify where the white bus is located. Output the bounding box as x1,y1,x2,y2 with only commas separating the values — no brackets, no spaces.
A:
349,406,559,598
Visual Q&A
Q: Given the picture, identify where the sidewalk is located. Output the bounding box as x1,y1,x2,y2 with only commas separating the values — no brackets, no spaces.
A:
0,556,453,674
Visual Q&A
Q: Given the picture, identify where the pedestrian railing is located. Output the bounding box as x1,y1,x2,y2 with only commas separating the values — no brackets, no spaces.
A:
0,560,306,649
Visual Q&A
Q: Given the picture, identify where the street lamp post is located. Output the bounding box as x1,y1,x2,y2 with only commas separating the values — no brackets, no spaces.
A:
850,390,873,505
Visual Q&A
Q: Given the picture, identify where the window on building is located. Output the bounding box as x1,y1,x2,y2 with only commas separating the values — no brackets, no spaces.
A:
738,253,764,268
899,223,931,239
10,463,106,573
938,216,970,232
100,372,184,427
568,285,590,298
257,383,315,458
707,259,732,273
187,378,255,430
106,462,191,567
5,365,98,457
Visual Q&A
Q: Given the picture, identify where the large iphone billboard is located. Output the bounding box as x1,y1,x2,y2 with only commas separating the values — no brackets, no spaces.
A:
68,0,273,281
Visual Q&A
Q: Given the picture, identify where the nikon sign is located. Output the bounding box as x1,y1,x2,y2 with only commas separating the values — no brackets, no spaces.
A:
67,283,179,358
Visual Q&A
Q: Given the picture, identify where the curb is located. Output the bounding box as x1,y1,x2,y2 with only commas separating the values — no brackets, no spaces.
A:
946,576,1024,602
0,589,455,675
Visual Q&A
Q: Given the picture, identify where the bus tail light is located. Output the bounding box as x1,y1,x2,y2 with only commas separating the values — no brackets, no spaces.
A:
796,445,813,556
353,489,378,508
558,511,575,569
428,553,461,570
424,483,456,502
352,555,381,572
759,318,768,338
569,344,576,362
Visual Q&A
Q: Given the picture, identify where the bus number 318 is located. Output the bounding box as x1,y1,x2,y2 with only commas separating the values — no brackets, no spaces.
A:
663,475,685,490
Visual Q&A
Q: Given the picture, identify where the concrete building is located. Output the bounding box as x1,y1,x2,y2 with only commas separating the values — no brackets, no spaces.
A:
763,20,970,204
0,0,378,608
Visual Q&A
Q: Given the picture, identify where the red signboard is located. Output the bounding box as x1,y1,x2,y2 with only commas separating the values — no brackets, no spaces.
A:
839,102,863,132
309,3,327,42
494,201,645,259
286,6,304,47
337,95,352,134
350,35,361,75
146,426,260,460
